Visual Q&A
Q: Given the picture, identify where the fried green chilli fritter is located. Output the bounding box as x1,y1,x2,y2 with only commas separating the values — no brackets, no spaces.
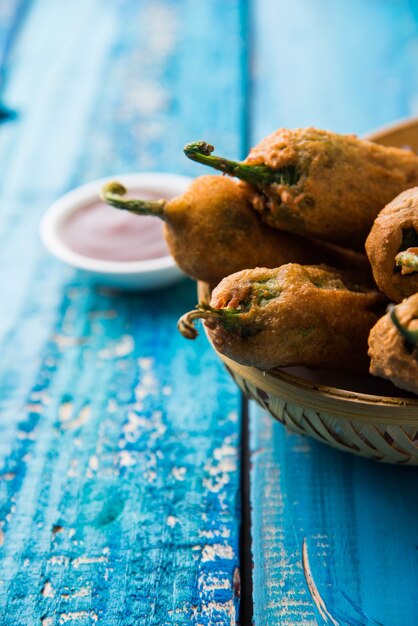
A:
368,293,418,394
184,128,418,250
101,175,368,285
178,264,384,372
366,187,418,303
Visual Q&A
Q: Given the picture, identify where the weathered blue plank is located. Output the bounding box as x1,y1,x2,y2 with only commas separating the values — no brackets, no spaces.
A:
252,0,418,139
251,408,418,625
251,1,418,624
0,0,247,623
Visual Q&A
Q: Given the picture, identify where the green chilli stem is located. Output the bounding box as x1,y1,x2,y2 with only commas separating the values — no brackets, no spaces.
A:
183,141,297,188
389,305,418,350
395,248,418,275
177,303,223,339
100,182,166,218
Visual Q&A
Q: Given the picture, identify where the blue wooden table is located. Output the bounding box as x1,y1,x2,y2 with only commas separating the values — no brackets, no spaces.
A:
0,1,417,624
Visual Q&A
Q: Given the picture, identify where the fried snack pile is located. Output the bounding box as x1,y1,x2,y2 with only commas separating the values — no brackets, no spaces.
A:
366,187,418,302
184,129,418,250
178,127,418,392
101,175,367,285
369,294,418,393
179,265,383,372
100,124,418,392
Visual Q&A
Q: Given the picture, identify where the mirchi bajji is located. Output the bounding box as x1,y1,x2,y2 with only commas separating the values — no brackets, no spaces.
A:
184,129,418,250
365,187,418,303
101,175,368,285
368,293,418,394
178,264,385,372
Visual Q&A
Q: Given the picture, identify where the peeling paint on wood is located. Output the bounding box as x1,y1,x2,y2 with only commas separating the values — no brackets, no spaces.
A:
0,0,247,623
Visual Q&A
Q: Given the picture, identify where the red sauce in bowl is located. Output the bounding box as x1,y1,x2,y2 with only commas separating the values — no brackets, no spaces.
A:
60,190,169,262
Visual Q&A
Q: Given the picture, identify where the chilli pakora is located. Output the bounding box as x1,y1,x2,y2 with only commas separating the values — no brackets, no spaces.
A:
184,128,418,250
178,264,384,372
369,293,418,394
366,187,418,302
101,175,367,285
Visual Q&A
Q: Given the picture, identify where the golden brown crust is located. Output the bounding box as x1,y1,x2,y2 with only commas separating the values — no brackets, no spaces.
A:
205,264,383,372
368,293,418,394
243,128,418,249
365,187,418,302
163,175,368,284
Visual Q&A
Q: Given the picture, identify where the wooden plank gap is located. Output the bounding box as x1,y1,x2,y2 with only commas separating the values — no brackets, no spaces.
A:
239,2,254,624
238,393,253,626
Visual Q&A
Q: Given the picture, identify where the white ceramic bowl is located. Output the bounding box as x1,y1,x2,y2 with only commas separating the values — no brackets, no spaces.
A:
40,172,193,290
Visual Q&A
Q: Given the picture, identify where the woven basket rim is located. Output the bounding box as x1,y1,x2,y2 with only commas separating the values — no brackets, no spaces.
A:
265,363,418,408
365,115,418,141
218,352,418,422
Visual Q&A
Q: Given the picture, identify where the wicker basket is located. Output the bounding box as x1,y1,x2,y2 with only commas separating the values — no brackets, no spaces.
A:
197,118,418,465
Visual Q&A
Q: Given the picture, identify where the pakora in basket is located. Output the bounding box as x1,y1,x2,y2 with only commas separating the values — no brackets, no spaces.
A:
369,293,418,394
184,128,418,250
366,187,418,302
101,175,367,285
179,264,384,372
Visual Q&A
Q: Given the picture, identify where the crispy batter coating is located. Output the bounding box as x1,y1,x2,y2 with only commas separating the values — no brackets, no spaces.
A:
369,293,418,394
365,187,418,303
199,264,384,372
164,175,368,284
243,128,418,249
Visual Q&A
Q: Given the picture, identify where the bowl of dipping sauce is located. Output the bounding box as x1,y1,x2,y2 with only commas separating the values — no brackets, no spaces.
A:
40,172,192,289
